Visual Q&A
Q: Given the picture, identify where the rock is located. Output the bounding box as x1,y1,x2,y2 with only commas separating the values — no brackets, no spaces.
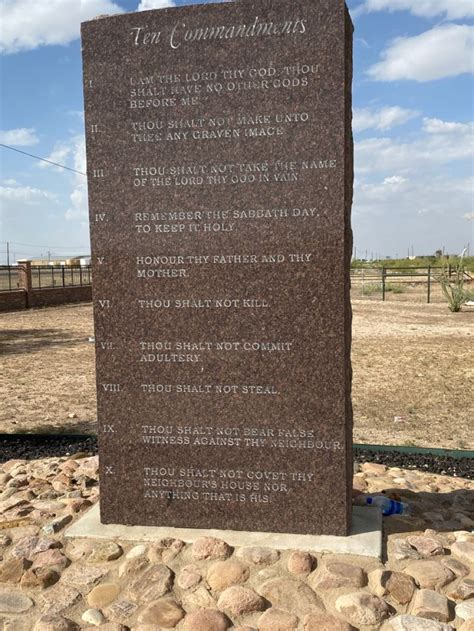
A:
460,621,474,631
382,615,455,630
177,564,202,590
258,607,298,630
181,584,216,611
87,582,120,607
447,577,474,600
0,589,34,613
368,569,415,604
451,541,474,564
441,557,469,578
11,535,59,560
31,548,68,572
411,589,450,622
404,560,454,589
103,598,138,624
335,591,390,626
118,555,148,579
41,515,73,535
88,541,122,562
258,577,324,616
207,559,250,591
138,597,185,626
304,612,356,631
309,562,365,590
33,616,79,631
237,546,279,566
0,557,31,583
287,551,314,575
61,564,108,590
362,463,387,474
388,538,422,561
82,608,105,626
182,608,230,631
20,567,59,589
456,600,474,621
217,586,265,616
40,584,81,615
192,537,232,561
148,537,184,564
125,544,147,559
407,535,444,557
128,563,173,604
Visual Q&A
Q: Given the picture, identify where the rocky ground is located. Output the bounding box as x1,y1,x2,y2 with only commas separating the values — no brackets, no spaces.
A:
0,457,473,630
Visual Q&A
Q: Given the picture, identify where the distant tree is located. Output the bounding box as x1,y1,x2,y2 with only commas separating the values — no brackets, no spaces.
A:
435,249,443,259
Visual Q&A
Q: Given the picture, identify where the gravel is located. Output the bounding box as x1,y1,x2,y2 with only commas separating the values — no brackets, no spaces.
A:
1,435,472,479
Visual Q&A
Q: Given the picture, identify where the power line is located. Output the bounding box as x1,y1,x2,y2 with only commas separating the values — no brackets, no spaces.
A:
0,143,86,176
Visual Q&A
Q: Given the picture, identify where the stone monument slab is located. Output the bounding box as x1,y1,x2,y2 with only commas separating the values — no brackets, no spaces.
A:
82,0,353,535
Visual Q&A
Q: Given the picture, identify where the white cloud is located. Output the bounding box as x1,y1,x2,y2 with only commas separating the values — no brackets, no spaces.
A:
65,136,88,222
0,128,38,146
137,0,176,10
0,184,56,203
353,0,474,20
353,106,419,132
464,213,474,220
0,0,124,54
38,143,71,171
422,117,473,134
368,24,474,82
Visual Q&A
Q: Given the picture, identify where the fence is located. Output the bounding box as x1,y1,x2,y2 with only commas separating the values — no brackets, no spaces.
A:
0,265,92,292
351,266,473,303
0,263,93,312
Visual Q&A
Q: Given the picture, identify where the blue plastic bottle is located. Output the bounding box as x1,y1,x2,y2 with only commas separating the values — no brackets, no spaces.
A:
365,495,410,516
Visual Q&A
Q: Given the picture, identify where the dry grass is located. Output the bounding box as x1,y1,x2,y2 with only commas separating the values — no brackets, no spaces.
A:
0,300,473,449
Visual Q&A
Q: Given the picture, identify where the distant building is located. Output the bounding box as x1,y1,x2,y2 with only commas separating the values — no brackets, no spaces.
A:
18,256,91,267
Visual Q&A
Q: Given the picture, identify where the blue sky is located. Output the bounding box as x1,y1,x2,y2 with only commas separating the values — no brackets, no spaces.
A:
0,0,473,263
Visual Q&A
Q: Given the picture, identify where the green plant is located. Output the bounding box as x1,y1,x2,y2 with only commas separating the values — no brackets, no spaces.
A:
436,251,468,312
385,283,405,294
362,283,382,295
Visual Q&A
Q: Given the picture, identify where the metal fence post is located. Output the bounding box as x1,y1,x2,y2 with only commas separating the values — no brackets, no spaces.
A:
427,265,431,304
382,267,386,301
80,266,83,286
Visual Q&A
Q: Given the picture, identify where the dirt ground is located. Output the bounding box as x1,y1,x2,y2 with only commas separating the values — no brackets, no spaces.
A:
0,300,472,449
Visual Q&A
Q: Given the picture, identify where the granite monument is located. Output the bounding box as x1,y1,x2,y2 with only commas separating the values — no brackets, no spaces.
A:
82,0,353,535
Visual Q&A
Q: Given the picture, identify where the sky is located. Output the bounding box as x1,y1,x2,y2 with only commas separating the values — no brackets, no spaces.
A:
0,0,473,263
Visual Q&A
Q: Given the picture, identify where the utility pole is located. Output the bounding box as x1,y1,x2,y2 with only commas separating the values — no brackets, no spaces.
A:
6,241,9,266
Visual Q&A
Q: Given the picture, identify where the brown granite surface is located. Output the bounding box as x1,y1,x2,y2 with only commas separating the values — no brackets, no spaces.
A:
81,0,354,535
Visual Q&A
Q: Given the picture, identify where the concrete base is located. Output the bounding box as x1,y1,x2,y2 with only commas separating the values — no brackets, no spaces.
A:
65,505,382,559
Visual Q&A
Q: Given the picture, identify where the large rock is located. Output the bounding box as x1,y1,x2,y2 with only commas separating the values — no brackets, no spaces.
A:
88,542,122,563
40,584,81,615
33,616,79,631
128,563,173,603
368,569,415,604
382,615,455,630
451,542,474,564
237,547,279,566
441,557,469,578
406,535,444,557
404,560,454,589
82,608,105,626
287,551,314,576
456,600,474,621
87,582,121,608
20,566,59,589
258,607,298,630
258,577,324,616
411,589,450,622
0,557,31,583
335,591,390,626
447,577,474,601
181,584,216,611
31,548,68,572
217,585,265,616
118,555,148,579
148,537,184,564
304,612,356,631
137,597,185,627
309,562,365,591
61,564,108,590
0,589,34,613
207,559,249,591
177,564,202,590
182,608,230,631
192,537,232,561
